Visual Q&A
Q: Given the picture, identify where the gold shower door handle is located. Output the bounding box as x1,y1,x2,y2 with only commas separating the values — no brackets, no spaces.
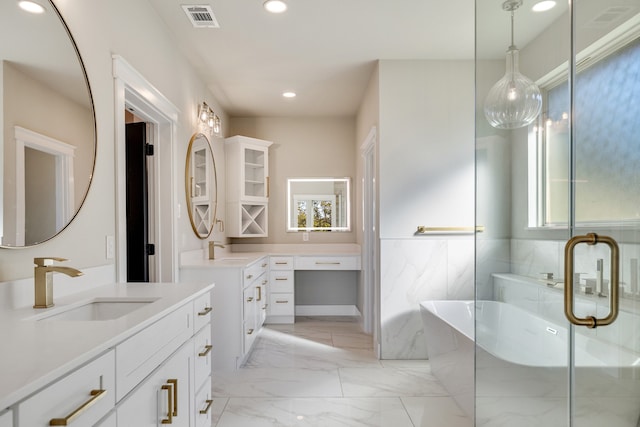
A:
564,233,619,328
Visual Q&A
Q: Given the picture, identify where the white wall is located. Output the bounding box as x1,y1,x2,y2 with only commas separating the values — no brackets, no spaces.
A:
0,0,225,281
376,60,476,358
228,117,357,245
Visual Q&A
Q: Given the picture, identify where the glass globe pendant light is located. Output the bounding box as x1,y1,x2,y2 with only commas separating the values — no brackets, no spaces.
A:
484,0,542,129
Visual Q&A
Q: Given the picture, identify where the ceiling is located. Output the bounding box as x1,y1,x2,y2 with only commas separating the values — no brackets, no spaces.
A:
148,0,569,118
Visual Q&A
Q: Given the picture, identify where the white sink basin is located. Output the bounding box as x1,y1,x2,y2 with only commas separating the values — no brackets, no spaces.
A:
30,297,159,321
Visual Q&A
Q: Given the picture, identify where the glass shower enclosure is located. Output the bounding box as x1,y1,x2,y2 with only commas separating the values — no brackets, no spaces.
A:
476,0,640,425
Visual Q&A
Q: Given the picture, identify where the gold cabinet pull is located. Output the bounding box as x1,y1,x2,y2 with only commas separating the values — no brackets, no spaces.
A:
247,328,254,335
246,296,254,302
564,233,619,328
275,300,289,304
266,176,270,197
199,345,213,357
161,384,173,424
167,379,178,416
256,286,262,301
275,261,288,265
198,306,212,316
49,389,106,426
199,399,214,415
275,277,288,281
262,263,268,268
246,274,253,280
315,261,341,265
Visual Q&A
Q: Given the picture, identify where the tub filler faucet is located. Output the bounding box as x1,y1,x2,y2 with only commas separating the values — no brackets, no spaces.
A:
34,257,84,308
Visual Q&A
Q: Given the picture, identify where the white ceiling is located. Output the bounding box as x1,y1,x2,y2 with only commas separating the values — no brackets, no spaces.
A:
150,0,480,117
148,0,570,118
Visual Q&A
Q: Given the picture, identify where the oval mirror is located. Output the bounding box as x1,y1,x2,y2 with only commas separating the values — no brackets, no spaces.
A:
0,1,96,247
185,133,217,239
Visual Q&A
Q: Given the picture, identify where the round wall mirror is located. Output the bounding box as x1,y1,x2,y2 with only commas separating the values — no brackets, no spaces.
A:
185,133,217,239
0,1,96,247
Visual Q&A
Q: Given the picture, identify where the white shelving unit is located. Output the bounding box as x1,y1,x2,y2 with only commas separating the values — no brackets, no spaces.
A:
225,136,273,238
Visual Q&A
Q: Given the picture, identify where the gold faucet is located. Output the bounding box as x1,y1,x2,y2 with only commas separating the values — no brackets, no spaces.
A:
208,241,226,260
34,257,84,308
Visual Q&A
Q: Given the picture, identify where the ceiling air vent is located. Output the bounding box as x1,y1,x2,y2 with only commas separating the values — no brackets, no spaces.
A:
181,5,220,28
584,6,634,29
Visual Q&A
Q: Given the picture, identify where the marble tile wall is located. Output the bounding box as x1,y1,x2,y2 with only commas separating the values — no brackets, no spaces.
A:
511,238,640,300
380,238,472,359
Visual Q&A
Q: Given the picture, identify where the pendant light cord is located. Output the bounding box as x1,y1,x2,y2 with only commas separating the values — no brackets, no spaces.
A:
511,10,515,48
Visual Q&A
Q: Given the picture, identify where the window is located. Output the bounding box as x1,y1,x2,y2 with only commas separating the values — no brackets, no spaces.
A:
529,33,640,228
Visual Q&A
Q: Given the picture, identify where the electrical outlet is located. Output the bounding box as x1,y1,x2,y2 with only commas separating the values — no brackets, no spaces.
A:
303,232,309,242
106,235,115,259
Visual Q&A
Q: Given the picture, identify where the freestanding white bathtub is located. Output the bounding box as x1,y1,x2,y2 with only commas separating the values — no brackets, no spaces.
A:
420,300,640,426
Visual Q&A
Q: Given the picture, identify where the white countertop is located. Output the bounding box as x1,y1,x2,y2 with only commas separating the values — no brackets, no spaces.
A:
0,281,214,410
180,244,362,269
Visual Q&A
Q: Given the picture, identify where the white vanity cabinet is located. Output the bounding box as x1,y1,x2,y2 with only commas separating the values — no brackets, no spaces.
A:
268,256,295,324
181,257,268,370
242,259,268,359
225,136,273,238
1,284,213,427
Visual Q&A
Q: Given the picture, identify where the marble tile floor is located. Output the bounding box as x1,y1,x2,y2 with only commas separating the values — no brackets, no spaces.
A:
211,316,472,426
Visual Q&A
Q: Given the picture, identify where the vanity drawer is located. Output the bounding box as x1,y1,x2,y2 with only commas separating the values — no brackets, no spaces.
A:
18,350,115,427
115,301,193,401
294,255,360,270
195,377,213,427
194,324,212,389
269,270,294,292
270,256,294,270
244,258,268,285
269,293,294,315
194,291,212,332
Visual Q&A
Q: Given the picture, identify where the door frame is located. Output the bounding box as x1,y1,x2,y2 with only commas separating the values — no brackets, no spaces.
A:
361,126,379,352
113,55,179,282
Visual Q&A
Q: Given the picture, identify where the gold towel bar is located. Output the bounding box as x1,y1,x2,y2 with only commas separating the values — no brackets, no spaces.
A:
416,226,485,234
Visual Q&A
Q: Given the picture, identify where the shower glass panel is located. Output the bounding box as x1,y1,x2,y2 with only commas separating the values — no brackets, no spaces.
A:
475,0,640,425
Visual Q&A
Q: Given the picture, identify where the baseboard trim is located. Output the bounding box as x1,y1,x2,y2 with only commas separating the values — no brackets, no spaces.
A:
295,305,361,316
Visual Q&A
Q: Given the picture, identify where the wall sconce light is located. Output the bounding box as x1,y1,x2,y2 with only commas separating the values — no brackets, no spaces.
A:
197,101,222,136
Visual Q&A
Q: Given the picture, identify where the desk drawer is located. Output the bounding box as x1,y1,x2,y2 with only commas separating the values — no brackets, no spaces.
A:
294,256,360,270
269,293,294,315
269,270,294,292
270,256,294,270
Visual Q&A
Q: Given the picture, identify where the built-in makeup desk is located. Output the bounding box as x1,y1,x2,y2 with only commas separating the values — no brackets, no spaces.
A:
179,244,361,370
179,244,362,322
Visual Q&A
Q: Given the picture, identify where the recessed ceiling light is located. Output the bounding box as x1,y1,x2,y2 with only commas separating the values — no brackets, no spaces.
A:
532,1,556,12
18,1,45,14
264,0,287,14
282,91,296,98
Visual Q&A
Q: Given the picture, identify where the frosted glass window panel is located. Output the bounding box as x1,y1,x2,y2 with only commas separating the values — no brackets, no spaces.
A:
542,37,640,226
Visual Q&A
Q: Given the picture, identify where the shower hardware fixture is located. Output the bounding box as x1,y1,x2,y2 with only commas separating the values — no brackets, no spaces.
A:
483,0,542,129
564,233,619,329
